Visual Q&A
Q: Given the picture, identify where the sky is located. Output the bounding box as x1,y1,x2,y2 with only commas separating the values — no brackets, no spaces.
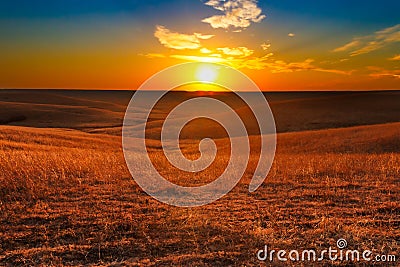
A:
0,0,399,90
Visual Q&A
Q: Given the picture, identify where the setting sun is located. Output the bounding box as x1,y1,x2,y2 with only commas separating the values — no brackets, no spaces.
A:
196,65,219,83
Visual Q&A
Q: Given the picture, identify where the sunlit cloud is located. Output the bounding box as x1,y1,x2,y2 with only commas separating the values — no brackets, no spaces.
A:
142,53,166,58
388,54,400,61
267,59,315,73
229,53,274,70
230,56,350,74
368,66,400,79
333,40,360,52
154,25,214,50
194,33,215,40
165,52,349,75
371,72,400,79
143,50,350,75
261,59,351,75
200,48,213,54
288,33,295,37
169,52,272,70
334,24,400,56
170,54,226,63
202,0,266,31
261,43,271,50
210,53,223,57
216,46,254,57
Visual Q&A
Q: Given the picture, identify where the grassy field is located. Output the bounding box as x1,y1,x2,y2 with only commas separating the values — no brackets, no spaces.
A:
0,90,399,266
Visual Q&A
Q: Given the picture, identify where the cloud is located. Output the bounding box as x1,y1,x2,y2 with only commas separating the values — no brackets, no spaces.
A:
333,24,400,56
261,43,271,50
256,59,351,75
371,72,400,79
388,54,400,61
368,67,400,79
200,48,212,54
288,33,295,37
169,52,271,69
170,54,226,63
142,53,166,58
333,40,360,52
267,59,315,73
229,53,274,70
227,56,349,74
216,46,254,57
202,0,266,30
154,25,214,50
194,33,215,40
154,50,349,74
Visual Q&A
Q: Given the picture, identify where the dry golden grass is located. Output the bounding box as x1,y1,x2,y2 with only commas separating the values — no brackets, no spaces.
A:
0,121,399,266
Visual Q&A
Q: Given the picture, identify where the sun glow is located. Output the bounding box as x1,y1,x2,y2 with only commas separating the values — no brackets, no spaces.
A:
196,65,219,83
176,83,228,92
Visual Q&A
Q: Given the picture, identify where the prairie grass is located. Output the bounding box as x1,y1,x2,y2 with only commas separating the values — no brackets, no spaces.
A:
0,124,399,266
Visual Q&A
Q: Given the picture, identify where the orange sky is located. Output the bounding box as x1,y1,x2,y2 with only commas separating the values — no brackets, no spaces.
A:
0,1,399,91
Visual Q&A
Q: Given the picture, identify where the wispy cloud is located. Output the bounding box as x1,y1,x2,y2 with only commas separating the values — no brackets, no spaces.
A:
154,25,214,50
229,53,273,70
169,52,272,70
142,53,166,58
216,46,254,57
262,59,351,75
334,24,400,56
388,54,400,61
170,54,226,63
166,52,349,75
267,59,315,73
261,43,271,50
228,56,350,74
333,40,360,52
202,0,265,31
368,66,400,79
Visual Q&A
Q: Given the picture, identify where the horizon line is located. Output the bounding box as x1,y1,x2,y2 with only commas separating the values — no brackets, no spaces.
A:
1,88,400,93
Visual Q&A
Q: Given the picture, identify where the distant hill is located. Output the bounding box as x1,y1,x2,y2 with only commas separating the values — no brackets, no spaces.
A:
1,90,399,137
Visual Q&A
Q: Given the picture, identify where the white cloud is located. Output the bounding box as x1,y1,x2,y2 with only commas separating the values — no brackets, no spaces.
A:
288,33,295,37
216,46,254,57
333,24,400,56
194,33,215,40
202,0,266,30
200,48,213,54
261,43,271,50
154,25,214,50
